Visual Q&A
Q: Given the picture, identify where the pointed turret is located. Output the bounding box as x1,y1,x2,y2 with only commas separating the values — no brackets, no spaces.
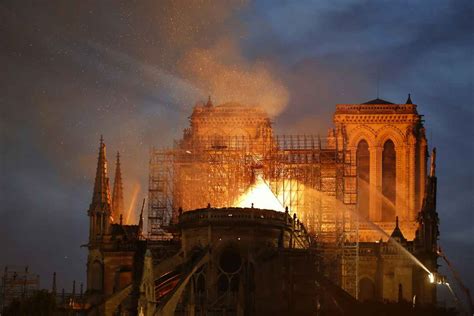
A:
112,152,124,222
406,93,413,104
205,95,213,108
390,216,407,243
90,136,112,212
88,136,112,241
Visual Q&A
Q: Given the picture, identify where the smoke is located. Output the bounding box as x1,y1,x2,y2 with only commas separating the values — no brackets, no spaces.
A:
138,0,290,117
178,39,289,117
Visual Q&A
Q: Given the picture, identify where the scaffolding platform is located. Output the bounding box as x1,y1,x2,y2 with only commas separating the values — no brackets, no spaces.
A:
148,133,359,297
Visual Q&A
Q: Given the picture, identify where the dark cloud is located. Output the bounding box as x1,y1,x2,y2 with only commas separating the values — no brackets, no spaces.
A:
1,0,473,302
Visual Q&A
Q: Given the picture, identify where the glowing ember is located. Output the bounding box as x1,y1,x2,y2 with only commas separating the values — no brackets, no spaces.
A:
235,175,285,212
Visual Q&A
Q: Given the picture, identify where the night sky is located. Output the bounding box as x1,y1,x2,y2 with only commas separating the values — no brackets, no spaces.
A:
1,0,473,304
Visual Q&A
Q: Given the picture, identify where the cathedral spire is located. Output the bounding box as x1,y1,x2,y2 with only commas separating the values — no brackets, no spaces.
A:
88,136,112,241
90,136,111,212
406,93,413,104
112,151,124,222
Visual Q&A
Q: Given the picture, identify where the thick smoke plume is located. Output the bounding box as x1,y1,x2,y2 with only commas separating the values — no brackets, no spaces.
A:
178,40,289,117
152,0,290,116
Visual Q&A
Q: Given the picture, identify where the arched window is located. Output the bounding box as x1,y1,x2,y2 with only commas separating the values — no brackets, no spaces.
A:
382,140,396,221
356,140,370,219
90,261,103,291
195,272,206,303
359,277,375,301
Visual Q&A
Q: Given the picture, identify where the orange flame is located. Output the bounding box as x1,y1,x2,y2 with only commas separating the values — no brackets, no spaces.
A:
234,174,285,212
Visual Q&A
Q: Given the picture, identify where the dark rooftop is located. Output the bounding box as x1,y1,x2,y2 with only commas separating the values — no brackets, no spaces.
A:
362,98,394,105
110,223,140,240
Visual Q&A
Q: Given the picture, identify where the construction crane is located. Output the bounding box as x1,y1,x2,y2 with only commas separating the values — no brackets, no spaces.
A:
437,247,473,315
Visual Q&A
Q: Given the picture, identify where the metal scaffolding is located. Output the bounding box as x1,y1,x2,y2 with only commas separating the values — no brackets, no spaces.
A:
0,266,40,310
148,134,359,296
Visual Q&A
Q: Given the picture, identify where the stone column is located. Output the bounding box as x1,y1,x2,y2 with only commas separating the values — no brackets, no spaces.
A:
395,145,407,221
407,135,417,221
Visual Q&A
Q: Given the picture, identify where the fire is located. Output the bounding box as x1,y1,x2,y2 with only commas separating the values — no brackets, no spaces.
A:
234,174,285,212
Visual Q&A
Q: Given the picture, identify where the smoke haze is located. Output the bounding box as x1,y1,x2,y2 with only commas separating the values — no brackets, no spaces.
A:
1,0,472,302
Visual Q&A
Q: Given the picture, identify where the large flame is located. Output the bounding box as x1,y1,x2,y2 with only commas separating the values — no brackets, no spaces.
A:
234,174,285,212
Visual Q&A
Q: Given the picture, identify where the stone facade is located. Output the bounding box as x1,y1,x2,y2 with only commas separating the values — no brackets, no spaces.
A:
184,99,273,142
83,96,439,314
332,97,428,241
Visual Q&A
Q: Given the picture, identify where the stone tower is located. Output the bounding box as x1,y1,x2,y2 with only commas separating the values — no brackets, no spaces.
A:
332,95,428,241
85,137,142,313
87,136,112,299
88,136,112,244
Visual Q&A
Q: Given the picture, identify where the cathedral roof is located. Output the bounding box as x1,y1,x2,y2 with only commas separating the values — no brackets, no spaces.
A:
362,98,394,105
110,223,140,240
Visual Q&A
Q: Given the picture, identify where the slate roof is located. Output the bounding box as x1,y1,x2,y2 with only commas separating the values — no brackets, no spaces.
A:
362,98,394,105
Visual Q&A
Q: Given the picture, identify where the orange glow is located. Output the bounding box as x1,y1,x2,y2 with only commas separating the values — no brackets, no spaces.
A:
125,182,141,224
234,174,285,212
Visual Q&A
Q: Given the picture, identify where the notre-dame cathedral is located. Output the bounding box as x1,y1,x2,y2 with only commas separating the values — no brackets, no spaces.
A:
83,96,440,315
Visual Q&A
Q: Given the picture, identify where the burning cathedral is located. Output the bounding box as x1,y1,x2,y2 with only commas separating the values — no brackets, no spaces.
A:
83,96,441,315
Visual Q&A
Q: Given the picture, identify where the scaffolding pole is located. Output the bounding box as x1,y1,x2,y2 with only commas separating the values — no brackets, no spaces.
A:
148,134,359,296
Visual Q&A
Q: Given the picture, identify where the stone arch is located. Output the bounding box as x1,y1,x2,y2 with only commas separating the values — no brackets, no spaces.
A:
375,125,405,148
347,125,377,148
229,128,250,138
218,244,242,274
359,277,376,301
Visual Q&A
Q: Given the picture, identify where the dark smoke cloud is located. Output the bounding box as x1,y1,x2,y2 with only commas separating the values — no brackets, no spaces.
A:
1,0,472,302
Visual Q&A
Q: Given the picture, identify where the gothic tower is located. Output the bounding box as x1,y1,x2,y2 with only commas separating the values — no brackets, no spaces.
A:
88,136,112,243
87,136,112,297
333,95,428,241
